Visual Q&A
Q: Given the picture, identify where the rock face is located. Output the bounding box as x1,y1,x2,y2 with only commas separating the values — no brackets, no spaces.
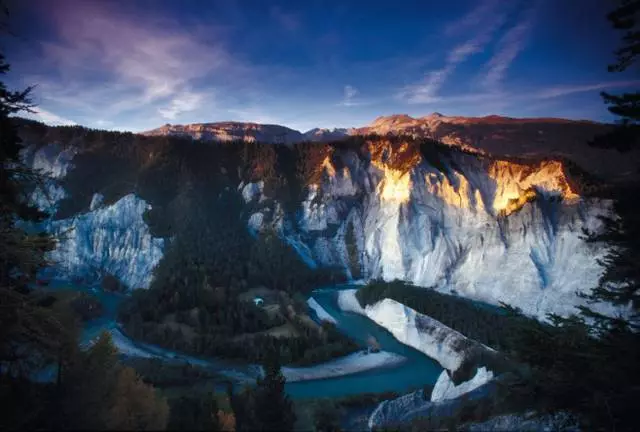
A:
338,292,490,372
141,114,640,181
354,113,638,181
431,367,494,402
46,193,164,289
21,126,614,320
368,378,502,430
22,143,164,289
271,140,612,320
142,121,305,144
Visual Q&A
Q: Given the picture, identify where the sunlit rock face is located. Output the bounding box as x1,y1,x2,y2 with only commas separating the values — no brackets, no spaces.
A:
278,139,612,319
23,133,611,317
142,121,305,144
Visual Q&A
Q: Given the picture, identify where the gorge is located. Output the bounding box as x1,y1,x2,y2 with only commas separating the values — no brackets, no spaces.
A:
16,114,625,428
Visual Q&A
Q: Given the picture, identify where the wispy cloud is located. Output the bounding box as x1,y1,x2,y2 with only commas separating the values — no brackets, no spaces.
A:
29,0,245,128
338,84,361,106
26,108,77,126
535,80,640,99
158,92,206,120
94,119,114,128
444,0,501,36
399,0,508,104
481,3,538,91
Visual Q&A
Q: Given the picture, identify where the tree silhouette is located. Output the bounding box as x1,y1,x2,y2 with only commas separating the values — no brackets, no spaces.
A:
591,0,639,151
253,351,296,431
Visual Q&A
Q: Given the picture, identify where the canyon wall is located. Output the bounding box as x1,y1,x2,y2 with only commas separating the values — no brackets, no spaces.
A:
21,129,613,319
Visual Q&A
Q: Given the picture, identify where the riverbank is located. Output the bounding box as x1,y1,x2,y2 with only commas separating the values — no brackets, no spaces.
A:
42,280,443,399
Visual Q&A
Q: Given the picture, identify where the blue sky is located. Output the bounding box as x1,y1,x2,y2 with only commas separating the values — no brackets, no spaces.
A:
2,0,638,132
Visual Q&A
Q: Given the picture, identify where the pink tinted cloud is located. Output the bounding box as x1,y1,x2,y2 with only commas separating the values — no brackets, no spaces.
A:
36,0,236,119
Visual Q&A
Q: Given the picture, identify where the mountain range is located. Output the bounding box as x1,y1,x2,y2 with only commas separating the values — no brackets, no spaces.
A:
142,113,639,181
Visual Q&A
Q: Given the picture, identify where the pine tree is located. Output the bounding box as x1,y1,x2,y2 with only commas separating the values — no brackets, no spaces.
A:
582,0,640,332
506,3,640,429
0,12,68,431
57,332,169,430
313,399,342,432
253,351,296,431
591,0,639,151
0,43,61,381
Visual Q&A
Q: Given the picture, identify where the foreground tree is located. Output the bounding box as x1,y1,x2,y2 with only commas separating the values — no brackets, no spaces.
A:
508,2,640,430
55,332,169,430
1,6,169,429
591,0,639,151
313,399,342,432
0,13,67,428
253,352,296,431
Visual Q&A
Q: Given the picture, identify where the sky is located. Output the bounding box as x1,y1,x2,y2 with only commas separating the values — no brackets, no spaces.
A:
2,0,638,132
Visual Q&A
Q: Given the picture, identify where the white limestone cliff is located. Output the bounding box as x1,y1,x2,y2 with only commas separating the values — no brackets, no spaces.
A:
24,137,614,321
337,292,490,373
47,194,164,289
280,143,613,320
23,143,164,289
431,367,494,402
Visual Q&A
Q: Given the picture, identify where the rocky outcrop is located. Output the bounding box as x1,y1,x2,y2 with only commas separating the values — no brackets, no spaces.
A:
273,140,613,320
142,121,305,144
337,292,497,374
141,114,639,181
431,367,494,402
45,194,164,289
22,143,164,289
22,130,614,320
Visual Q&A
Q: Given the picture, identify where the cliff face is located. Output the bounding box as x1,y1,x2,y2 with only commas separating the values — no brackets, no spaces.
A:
23,143,164,289
355,113,638,181
21,126,612,320
267,139,611,319
337,291,494,373
141,114,640,181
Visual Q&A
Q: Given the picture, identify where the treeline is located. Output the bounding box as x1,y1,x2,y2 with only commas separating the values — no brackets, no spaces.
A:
121,286,357,365
3,320,170,430
118,176,355,364
356,280,545,353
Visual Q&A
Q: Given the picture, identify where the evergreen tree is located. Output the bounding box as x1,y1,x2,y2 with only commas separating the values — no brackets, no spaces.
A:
0,9,68,429
506,3,640,429
168,393,221,430
253,351,296,431
582,0,640,332
56,332,169,430
313,399,342,432
591,0,639,151
0,41,61,382
228,383,257,432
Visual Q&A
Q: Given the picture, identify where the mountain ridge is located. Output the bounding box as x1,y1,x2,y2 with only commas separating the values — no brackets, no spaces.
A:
140,113,635,181
142,113,604,140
